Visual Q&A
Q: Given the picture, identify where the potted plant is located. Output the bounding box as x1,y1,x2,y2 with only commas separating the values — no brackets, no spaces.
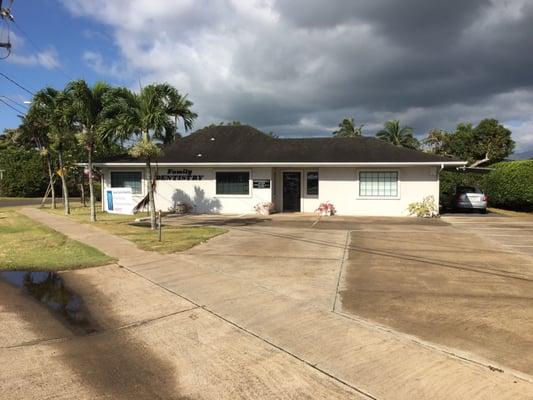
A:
316,201,336,216
254,202,275,216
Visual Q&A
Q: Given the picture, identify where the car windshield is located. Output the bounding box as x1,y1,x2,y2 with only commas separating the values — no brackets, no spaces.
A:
457,186,483,194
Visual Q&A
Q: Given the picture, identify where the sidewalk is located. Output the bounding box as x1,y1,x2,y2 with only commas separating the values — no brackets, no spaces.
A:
19,208,533,399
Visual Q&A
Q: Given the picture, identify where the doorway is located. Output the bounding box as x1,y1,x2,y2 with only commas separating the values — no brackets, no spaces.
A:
282,171,301,212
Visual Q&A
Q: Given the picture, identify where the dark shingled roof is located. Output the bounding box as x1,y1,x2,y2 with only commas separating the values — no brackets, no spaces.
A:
108,125,461,163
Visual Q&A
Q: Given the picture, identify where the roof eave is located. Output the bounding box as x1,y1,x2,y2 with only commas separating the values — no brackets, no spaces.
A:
89,161,467,167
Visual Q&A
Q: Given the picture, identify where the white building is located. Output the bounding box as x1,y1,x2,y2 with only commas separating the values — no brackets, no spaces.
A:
95,125,465,216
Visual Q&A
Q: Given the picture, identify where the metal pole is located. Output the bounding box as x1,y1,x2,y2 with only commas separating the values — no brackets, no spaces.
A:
158,210,162,242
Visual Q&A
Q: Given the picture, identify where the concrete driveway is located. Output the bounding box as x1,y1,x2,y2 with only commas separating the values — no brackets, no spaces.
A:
2,209,533,399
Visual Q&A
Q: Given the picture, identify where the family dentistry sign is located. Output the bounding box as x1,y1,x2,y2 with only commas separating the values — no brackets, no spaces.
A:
156,169,204,181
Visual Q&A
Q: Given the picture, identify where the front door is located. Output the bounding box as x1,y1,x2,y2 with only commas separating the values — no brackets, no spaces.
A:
283,172,301,212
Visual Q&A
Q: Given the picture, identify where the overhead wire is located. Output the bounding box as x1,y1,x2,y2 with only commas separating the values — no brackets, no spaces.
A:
0,96,24,114
0,71,33,95
12,19,74,80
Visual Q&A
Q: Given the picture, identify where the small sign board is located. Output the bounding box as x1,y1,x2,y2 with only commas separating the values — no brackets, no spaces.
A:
253,179,271,189
106,188,134,215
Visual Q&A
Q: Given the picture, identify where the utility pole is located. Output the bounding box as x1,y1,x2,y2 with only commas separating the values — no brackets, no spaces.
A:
0,0,14,59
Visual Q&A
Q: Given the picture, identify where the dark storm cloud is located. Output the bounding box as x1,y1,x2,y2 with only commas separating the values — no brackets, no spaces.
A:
64,0,533,149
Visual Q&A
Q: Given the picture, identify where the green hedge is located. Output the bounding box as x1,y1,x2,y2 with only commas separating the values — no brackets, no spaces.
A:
440,160,533,211
485,161,533,211
0,148,49,197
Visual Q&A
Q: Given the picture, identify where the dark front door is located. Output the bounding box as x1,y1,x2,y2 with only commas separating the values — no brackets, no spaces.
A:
283,172,301,212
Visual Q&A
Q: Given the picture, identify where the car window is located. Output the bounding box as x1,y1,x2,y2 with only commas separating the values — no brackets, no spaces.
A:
457,186,483,194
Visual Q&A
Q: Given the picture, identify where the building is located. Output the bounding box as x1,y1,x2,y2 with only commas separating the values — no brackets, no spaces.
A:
95,125,465,216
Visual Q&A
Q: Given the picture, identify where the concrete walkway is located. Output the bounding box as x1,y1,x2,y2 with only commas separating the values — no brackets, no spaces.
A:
14,209,533,399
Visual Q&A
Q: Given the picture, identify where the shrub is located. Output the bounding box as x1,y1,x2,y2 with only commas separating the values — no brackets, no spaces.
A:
485,161,533,211
407,196,439,217
0,148,48,197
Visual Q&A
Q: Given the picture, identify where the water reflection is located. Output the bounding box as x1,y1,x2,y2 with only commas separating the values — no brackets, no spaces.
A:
0,271,100,335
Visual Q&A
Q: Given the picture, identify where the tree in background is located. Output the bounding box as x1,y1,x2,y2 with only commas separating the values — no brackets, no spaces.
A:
30,88,76,215
17,106,60,209
470,119,514,166
66,80,112,222
376,119,419,149
101,84,197,229
332,117,364,137
423,119,514,166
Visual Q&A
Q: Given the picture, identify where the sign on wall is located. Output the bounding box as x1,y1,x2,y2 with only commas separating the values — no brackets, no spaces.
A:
156,169,204,181
106,187,134,215
253,179,271,189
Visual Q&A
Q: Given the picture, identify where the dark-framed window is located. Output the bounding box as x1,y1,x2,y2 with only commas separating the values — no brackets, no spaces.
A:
216,171,250,195
359,171,398,197
306,171,319,196
110,171,142,194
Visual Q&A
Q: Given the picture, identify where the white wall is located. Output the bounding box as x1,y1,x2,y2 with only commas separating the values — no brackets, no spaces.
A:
103,166,273,214
102,165,439,216
318,166,439,216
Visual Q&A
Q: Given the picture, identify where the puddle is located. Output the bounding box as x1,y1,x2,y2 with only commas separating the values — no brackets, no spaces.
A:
0,271,100,335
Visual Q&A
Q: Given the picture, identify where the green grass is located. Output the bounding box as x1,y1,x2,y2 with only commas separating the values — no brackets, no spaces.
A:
489,208,533,218
45,204,227,254
0,209,114,271
0,197,42,201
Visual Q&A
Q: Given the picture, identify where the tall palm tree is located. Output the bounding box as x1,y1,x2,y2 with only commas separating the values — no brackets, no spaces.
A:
376,119,419,150
101,83,197,229
332,117,364,137
31,88,76,215
65,80,112,222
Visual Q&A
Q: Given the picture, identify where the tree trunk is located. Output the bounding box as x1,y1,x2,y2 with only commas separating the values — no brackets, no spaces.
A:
470,153,490,168
80,177,86,207
146,159,156,229
57,150,70,215
88,146,96,222
46,155,56,210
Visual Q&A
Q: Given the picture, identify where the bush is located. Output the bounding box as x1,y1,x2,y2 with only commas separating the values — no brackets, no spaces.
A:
485,161,533,211
0,148,49,197
408,196,439,217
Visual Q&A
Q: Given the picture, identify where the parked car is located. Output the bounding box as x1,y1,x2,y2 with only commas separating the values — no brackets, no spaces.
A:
454,186,488,213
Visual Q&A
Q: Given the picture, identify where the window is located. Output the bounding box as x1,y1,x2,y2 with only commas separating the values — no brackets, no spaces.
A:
111,171,142,194
216,171,250,195
359,171,398,197
306,171,319,196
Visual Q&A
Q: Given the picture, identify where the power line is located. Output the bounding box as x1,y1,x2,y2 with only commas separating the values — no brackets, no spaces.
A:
0,71,33,95
0,94,27,108
12,19,74,81
0,96,24,114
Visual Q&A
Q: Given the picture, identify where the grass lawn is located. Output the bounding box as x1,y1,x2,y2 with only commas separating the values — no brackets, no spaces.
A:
45,204,227,253
0,209,114,271
0,197,42,201
489,208,533,219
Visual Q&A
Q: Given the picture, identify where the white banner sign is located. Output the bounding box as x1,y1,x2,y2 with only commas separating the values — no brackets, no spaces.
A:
106,188,134,215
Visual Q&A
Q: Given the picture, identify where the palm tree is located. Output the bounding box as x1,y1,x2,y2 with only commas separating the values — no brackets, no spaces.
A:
332,117,364,137
18,111,57,209
376,120,419,150
101,83,197,229
423,128,450,155
65,80,112,222
31,88,76,215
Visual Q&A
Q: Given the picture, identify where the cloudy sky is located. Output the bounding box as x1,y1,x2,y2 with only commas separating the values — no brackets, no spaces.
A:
1,0,533,151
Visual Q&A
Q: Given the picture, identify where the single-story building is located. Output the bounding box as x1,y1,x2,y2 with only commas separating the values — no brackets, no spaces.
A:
95,125,465,216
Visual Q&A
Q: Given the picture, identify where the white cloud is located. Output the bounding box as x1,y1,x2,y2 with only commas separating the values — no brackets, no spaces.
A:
6,32,61,70
83,51,128,79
